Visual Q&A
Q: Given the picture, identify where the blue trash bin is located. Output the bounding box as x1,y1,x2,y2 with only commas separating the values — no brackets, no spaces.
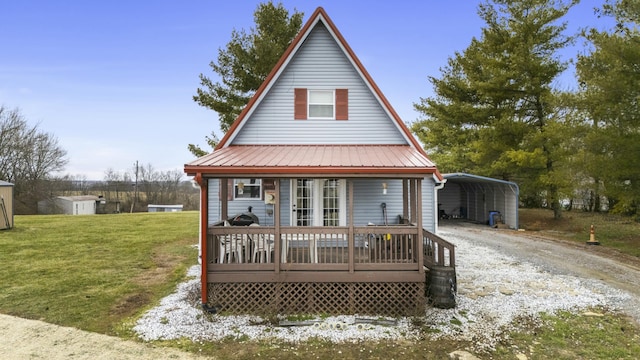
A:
489,211,501,226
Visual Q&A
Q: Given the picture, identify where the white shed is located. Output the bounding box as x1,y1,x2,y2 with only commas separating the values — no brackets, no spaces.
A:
38,195,101,215
438,173,519,229
147,204,183,212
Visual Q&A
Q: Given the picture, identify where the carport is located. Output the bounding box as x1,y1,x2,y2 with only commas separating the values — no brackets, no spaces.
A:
437,173,519,229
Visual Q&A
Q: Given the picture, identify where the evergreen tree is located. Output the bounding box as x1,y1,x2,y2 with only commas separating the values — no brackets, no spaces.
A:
190,1,303,157
413,0,578,218
576,0,640,215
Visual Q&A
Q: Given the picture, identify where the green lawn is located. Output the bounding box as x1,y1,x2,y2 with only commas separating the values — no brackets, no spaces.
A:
519,208,640,257
0,212,198,334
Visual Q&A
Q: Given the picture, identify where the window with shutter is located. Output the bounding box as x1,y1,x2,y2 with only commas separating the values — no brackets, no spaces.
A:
294,88,348,120
308,90,334,118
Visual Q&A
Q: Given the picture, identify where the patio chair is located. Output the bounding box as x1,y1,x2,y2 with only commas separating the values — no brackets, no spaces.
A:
218,221,247,263
250,223,273,263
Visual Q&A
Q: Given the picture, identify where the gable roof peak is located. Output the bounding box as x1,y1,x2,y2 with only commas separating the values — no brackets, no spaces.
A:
214,6,430,160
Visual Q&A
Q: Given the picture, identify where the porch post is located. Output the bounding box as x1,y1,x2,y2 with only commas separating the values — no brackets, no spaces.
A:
274,178,281,273
416,178,424,274
220,178,228,221
402,179,409,223
410,179,417,223
348,179,354,273
196,174,209,305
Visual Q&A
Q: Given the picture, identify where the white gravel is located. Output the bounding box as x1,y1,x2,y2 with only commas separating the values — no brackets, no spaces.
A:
133,229,632,351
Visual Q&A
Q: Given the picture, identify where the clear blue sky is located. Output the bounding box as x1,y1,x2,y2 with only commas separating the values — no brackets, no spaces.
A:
1,1,612,180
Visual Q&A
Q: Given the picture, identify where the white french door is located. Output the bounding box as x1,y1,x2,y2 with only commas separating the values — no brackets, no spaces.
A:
291,179,346,226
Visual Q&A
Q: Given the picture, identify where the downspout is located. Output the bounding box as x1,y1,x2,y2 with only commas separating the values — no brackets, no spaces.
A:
433,175,446,234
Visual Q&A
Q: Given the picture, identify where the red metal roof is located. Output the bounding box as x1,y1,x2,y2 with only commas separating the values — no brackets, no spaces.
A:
185,145,438,177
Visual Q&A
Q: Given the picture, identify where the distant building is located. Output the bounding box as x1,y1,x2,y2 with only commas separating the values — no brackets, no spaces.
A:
0,180,14,229
38,195,106,215
147,204,183,212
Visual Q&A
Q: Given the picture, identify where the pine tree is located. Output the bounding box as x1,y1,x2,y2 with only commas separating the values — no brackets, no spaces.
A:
413,0,578,218
576,0,640,215
190,2,303,157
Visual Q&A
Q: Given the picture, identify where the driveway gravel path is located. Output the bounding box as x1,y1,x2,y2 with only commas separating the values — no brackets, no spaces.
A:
441,221,640,324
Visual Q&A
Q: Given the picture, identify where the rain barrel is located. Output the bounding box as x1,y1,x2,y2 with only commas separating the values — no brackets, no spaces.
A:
427,266,457,309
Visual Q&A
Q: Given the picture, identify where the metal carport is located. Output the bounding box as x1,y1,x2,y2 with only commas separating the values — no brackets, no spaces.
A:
437,173,519,229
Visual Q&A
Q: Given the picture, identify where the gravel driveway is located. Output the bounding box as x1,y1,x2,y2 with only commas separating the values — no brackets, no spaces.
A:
2,222,638,358
442,221,640,324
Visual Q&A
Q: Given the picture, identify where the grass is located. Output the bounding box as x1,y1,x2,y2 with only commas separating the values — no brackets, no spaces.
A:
0,212,198,334
493,310,640,359
1,209,639,358
519,208,640,257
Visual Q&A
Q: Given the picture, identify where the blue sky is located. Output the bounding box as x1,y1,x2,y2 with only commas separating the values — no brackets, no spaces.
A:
1,1,613,180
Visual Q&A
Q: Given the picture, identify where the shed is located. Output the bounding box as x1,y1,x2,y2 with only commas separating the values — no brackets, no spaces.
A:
148,204,183,212
38,195,102,215
0,180,14,229
438,173,519,229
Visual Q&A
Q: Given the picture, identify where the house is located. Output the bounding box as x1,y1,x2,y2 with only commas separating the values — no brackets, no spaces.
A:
0,180,13,229
38,195,106,215
184,7,455,316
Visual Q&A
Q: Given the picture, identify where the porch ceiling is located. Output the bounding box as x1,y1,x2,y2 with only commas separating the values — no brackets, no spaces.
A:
185,145,438,177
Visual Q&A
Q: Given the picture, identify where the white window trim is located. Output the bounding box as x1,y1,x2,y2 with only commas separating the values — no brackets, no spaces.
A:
233,178,262,201
307,89,335,119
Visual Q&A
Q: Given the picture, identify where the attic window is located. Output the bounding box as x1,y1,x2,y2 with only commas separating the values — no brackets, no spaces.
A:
294,88,348,120
308,90,334,118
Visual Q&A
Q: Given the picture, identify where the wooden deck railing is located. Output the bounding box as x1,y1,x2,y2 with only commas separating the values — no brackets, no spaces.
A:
206,224,455,272
422,230,455,268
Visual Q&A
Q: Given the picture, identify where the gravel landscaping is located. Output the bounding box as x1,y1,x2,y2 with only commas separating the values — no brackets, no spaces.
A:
133,226,632,351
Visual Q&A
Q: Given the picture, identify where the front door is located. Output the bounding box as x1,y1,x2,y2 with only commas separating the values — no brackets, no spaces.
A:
291,179,346,226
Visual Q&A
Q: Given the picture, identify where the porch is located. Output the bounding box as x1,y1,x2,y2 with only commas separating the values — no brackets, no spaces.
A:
204,223,454,315
187,151,451,315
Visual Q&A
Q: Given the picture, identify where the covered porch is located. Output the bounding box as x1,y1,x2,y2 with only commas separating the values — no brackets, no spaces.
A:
186,144,453,315
196,176,455,316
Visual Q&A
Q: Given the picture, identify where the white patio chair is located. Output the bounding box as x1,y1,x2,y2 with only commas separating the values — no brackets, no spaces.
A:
250,223,273,263
218,221,247,263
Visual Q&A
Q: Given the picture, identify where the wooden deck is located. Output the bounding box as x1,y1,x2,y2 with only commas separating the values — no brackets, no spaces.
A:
204,224,454,316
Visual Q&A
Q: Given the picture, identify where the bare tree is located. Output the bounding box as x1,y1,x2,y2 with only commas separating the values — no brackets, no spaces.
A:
0,106,68,213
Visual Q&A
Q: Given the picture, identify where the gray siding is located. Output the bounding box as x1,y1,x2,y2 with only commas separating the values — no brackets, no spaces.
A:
352,179,405,226
352,177,436,232
422,178,436,232
207,179,220,225
207,177,437,230
232,22,406,145
207,179,290,227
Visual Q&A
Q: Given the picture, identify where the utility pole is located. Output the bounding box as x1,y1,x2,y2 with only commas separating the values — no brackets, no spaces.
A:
131,160,139,213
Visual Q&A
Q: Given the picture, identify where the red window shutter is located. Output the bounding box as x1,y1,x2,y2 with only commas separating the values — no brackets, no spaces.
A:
335,89,348,120
294,88,307,120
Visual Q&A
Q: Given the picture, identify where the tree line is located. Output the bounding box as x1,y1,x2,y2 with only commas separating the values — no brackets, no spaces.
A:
193,0,640,219
0,106,198,214
410,0,639,218
51,166,199,214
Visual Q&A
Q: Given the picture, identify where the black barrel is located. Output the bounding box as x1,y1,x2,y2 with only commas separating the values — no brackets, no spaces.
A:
427,266,457,309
